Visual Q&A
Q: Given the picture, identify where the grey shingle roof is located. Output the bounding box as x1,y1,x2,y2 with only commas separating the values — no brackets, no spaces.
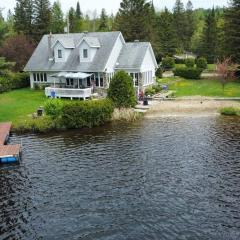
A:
24,31,121,72
53,37,75,49
80,37,101,48
115,42,150,70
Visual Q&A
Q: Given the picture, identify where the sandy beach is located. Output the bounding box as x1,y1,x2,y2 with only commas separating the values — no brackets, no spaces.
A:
146,99,240,118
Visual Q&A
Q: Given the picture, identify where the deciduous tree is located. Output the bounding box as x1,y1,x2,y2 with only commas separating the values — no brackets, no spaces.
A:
0,35,35,71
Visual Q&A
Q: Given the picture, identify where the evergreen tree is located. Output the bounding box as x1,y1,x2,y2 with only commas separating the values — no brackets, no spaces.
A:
67,2,83,33
224,0,240,63
14,0,33,36
156,8,177,57
200,8,218,63
76,1,82,19
98,8,109,31
68,7,76,33
114,0,154,42
33,0,51,41
0,10,8,45
173,0,188,51
51,0,64,33
185,1,195,51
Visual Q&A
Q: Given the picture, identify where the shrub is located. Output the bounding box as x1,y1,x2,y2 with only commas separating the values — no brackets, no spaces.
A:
152,84,162,93
61,99,114,129
156,67,163,78
107,70,136,108
44,99,63,120
175,58,185,64
145,86,155,96
14,116,56,133
220,107,240,116
173,67,203,79
162,57,175,70
185,58,195,68
196,57,208,70
0,72,30,93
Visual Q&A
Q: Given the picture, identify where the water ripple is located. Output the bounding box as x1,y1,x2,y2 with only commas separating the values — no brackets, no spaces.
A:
1,116,240,239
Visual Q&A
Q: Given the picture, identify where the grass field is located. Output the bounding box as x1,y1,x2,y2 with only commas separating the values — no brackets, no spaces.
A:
0,88,46,123
175,64,216,71
159,77,240,97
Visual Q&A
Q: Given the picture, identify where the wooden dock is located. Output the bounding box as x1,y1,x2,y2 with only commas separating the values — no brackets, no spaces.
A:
0,122,12,145
0,122,21,164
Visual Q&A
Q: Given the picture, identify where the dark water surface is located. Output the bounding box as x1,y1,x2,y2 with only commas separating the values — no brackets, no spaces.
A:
1,116,240,240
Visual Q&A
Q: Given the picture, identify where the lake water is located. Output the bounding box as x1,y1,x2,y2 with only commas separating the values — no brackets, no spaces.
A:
1,116,240,240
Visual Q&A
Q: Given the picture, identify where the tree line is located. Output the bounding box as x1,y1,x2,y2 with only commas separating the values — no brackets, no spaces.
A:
0,0,239,72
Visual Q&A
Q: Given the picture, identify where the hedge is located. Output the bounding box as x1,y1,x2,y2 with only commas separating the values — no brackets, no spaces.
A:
61,99,114,129
0,72,30,93
196,57,208,70
173,67,203,79
185,58,195,68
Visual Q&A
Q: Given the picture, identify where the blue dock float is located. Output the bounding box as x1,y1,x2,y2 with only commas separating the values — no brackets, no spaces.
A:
0,122,21,164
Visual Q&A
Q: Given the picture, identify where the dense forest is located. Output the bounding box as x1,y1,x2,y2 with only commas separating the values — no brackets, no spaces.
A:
0,0,239,71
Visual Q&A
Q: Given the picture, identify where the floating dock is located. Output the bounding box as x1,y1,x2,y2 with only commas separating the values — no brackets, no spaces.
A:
0,122,21,164
0,122,11,145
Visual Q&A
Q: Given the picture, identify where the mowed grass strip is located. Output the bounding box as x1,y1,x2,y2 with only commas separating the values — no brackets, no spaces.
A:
0,88,46,123
159,78,240,97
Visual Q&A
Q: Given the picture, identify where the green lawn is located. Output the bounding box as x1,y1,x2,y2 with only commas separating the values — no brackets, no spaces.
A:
159,77,240,97
0,88,46,124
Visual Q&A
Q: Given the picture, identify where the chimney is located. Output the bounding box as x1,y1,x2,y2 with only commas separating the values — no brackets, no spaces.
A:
48,32,54,61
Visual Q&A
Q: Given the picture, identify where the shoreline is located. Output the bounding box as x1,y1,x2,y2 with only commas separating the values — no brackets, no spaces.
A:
145,99,240,118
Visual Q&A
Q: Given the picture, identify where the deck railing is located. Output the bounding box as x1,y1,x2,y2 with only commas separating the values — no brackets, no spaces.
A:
45,87,92,100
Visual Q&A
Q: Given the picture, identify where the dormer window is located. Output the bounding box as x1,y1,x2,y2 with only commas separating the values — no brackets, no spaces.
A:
83,49,88,58
58,49,62,58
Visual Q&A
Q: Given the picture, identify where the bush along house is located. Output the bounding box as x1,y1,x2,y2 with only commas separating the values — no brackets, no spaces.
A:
24,31,158,100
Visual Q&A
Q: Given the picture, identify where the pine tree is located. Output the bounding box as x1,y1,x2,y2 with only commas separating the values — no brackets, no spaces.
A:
224,0,240,63
67,2,83,33
14,0,33,36
185,1,195,51
76,1,82,19
68,7,76,33
114,0,154,42
33,0,51,41
98,8,109,31
200,8,218,63
51,0,64,33
173,0,188,52
156,8,177,57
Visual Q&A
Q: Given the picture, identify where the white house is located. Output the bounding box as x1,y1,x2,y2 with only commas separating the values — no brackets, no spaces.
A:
24,31,158,99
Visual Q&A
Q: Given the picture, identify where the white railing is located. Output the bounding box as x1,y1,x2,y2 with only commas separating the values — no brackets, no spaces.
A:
45,87,92,100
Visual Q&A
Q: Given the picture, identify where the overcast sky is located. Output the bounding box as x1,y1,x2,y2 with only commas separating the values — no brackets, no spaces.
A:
1,0,228,18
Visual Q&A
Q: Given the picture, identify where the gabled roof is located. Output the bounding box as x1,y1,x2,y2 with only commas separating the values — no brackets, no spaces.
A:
79,37,101,48
52,37,75,49
24,31,121,72
115,42,154,70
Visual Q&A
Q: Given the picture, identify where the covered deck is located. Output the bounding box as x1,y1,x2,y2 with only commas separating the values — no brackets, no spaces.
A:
46,72,93,100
